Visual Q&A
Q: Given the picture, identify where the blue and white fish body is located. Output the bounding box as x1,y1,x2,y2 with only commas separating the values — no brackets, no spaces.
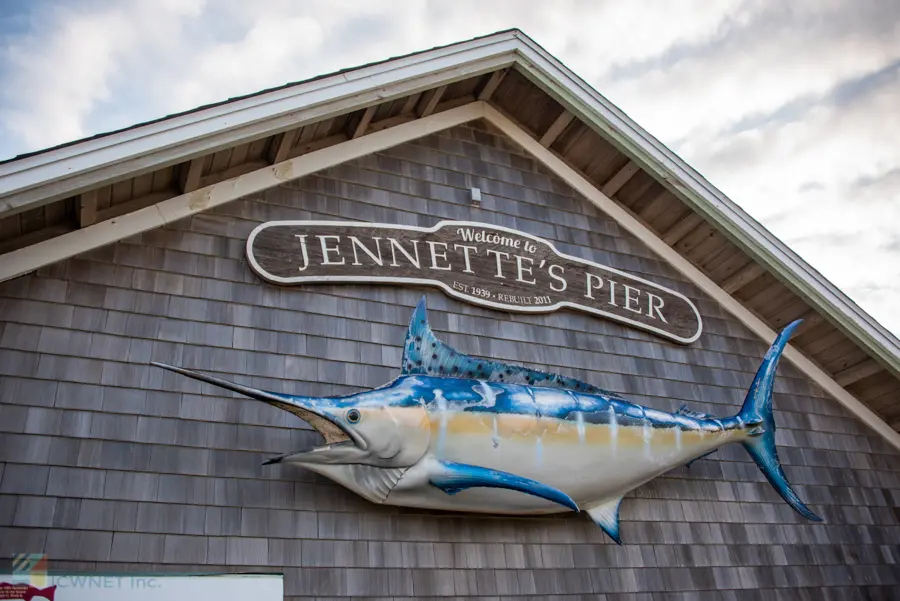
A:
154,297,821,543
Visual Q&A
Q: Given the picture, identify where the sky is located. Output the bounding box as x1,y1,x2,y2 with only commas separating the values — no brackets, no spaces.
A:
1,0,898,338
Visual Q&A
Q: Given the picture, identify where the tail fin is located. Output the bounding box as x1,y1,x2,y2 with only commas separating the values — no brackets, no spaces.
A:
738,320,822,522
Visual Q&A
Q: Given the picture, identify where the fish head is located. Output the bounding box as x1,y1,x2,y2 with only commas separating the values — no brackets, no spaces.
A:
285,389,431,467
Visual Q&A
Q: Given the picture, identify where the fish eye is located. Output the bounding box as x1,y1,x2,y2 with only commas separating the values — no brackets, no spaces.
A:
346,409,361,424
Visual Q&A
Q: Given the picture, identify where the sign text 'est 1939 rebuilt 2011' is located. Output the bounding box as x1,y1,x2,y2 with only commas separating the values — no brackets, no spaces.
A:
246,220,702,344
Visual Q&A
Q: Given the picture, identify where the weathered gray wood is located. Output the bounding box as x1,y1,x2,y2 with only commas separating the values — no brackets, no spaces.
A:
416,85,447,118
0,223,75,254
178,158,205,194
78,189,98,228
539,111,574,147
834,358,884,387
199,160,268,189
791,311,827,337
721,262,767,294
601,160,639,197
662,213,704,245
285,133,348,161
476,69,507,101
95,190,178,223
399,92,420,115
268,129,299,164
350,106,376,139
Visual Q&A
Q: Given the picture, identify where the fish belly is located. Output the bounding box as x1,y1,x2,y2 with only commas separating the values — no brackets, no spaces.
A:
389,410,740,514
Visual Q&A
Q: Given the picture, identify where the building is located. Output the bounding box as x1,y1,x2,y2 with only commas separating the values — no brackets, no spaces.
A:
1,30,898,599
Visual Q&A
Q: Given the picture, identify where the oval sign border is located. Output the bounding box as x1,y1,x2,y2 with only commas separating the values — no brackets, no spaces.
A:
246,220,703,344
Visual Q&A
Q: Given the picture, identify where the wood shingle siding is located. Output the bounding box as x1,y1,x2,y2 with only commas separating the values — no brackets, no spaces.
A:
1,122,898,599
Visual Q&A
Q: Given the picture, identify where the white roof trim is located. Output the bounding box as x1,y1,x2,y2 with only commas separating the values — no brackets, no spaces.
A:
1,29,897,412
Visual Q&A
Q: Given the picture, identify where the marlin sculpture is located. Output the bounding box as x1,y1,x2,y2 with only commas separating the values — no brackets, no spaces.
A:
153,297,822,543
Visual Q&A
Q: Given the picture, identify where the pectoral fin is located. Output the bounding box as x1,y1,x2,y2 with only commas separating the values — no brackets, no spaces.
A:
586,497,624,544
430,460,579,512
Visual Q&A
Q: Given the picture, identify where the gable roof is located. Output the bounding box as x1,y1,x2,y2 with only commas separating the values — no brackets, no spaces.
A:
1,29,898,449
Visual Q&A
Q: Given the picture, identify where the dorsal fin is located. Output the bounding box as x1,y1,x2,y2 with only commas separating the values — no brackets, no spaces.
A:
401,297,617,395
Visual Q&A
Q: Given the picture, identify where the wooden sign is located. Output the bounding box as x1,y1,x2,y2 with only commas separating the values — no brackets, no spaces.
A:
246,220,702,343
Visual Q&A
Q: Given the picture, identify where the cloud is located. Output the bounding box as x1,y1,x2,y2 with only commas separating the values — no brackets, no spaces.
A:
167,15,325,110
0,0,204,151
0,0,897,337
853,166,900,195
599,0,900,144
797,182,825,194
691,63,900,334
